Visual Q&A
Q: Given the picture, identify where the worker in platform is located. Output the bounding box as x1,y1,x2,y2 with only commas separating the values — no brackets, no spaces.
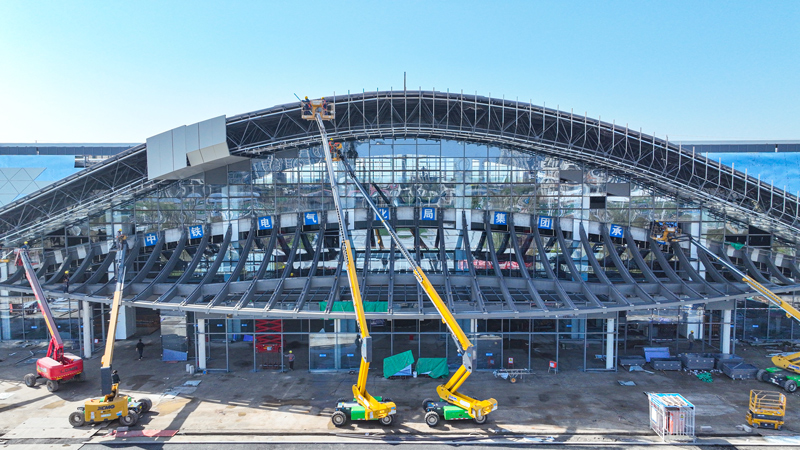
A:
301,96,311,115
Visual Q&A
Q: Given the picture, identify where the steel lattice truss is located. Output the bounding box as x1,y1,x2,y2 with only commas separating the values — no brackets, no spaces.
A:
1,90,798,248
2,213,799,319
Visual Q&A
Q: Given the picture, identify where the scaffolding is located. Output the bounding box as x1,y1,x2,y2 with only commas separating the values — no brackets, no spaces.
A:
647,393,695,442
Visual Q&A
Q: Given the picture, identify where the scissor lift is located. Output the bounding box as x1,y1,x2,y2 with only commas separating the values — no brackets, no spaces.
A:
746,390,785,430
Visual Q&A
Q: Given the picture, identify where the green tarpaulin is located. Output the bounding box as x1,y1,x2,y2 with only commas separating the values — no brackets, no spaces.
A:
416,357,449,379
319,301,388,312
383,350,414,378
726,242,745,250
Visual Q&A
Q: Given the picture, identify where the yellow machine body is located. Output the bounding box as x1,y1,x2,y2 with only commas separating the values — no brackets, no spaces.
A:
746,390,785,430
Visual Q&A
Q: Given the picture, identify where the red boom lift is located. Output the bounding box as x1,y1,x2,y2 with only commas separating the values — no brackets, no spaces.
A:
19,248,84,392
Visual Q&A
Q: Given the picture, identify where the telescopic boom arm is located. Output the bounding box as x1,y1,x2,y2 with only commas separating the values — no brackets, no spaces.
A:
100,242,127,395
335,143,497,420
18,249,64,361
311,111,395,420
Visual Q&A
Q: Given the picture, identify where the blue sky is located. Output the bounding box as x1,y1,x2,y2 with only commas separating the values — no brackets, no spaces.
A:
0,1,798,144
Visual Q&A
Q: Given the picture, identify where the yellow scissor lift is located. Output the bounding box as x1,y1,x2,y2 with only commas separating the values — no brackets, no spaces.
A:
303,99,397,427
301,96,497,426
747,390,785,430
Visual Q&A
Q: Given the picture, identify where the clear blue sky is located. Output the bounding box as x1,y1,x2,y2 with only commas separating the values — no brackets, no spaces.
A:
0,1,797,143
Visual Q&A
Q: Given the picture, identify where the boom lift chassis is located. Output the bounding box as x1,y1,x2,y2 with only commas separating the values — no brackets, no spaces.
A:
656,223,800,393
303,97,496,427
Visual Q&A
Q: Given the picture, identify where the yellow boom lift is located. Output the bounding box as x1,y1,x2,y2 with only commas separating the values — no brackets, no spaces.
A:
302,98,397,427
654,222,800,392
69,239,153,427
301,97,497,426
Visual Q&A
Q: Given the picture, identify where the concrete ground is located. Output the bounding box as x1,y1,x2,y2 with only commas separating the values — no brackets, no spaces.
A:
2,336,800,449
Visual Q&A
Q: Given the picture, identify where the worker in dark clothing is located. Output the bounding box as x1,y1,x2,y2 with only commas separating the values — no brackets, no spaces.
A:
63,271,70,293
301,96,311,114
136,339,145,360
111,370,120,385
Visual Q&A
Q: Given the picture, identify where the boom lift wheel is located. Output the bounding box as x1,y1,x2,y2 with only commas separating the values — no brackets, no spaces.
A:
422,398,434,411
119,410,139,427
424,411,440,427
24,373,37,387
68,411,85,427
379,414,394,426
473,413,488,424
757,369,767,382
331,411,347,427
783,380,797,393
137,398,152,413
46,379,59,392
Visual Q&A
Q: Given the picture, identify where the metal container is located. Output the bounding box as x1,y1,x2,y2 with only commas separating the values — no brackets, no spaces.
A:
714,354,743,370
652,358,682,371
680,353,715,370
619,355,646,366
722,362,759,380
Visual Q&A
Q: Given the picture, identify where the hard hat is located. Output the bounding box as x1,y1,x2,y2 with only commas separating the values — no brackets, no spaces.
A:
321,97,324,100
118,229,122,232
65,271,69,274
304,96,308,100
289,350,292,353
24,241,28,244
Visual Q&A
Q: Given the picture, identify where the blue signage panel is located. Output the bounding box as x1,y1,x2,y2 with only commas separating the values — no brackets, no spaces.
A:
491,211,508,225
609,224,624,238
189,225,204,239
375,208,390,221
537,216,553,230
257,216,273,230
144,233,158,246
304,212,319,225
420,207,436,221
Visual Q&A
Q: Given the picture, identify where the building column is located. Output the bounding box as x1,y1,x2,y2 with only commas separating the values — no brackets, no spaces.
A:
82,300,93,358
197,318,207,370
0,262,9,340
721,309,732,354
114,305,136,340
605,318,615,370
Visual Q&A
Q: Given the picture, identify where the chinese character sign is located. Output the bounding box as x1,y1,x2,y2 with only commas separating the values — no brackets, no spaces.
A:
609,224,624,238
420,207,436,221
375,208,390,221
144,233,158,247
304,212,319,225
492,212,507,225
537,216,553,230
189,225,204,239
257,216,273,230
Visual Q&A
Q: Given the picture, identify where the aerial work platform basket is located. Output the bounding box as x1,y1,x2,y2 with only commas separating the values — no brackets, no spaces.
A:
300,98,334,120
746,390,785,430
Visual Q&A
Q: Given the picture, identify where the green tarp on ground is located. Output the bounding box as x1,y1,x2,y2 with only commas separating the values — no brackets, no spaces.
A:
416,357,449,379
383,350,414,378
318,301,388,312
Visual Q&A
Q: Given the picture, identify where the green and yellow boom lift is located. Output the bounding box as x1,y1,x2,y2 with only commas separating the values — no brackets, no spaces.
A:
69,239,153,427
301,97,497,426
655,222,800,392
302,98,397,427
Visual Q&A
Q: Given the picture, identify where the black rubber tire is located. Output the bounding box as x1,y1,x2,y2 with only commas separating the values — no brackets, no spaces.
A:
46,379,59,392
74,372,85,382
757,369,767,382
138,398,152,414
382,397,393,403
24,373,37,388
120,410,138,426
422,398,435,411
331,411,347,427
69,411,85,428
379,414,394,426
473,413,488,425
336,398,348,404
784,380,797,393
425,411,440,427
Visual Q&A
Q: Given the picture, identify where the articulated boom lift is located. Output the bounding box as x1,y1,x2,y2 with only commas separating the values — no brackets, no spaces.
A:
303,99,397,427
18,248,84,392
657,224,800,392
69,241,152,427
300,97,497,426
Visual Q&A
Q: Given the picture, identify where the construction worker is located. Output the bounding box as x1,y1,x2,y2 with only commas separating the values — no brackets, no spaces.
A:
63,271,70,293
111,370,120,385
21,241,29,250
321,97,328,114
301,96,311,115
115,229,124,249
688,330,696,351
285,350,295,370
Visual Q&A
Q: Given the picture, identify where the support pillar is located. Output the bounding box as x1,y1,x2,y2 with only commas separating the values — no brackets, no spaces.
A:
0,262,9,340
197,318,207,370
606,318,615,370
721,309,732,354
114,305,136,340
82,300,92,358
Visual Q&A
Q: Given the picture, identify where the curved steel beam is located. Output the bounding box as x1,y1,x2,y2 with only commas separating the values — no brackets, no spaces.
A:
182,224,233,305
131,229,188,302
508,215,547,312
235,223,278,310
129,231,166,285
484,211,518,313
265,225,302,311
156,227,211,303
208,219,257,308
553,221,604,308
460,212,487,313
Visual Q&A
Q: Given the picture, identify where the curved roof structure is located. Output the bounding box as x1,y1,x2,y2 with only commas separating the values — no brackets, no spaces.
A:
1,90,799,319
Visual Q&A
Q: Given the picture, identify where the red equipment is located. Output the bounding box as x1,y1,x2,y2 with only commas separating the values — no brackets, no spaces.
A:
18,248,83,392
